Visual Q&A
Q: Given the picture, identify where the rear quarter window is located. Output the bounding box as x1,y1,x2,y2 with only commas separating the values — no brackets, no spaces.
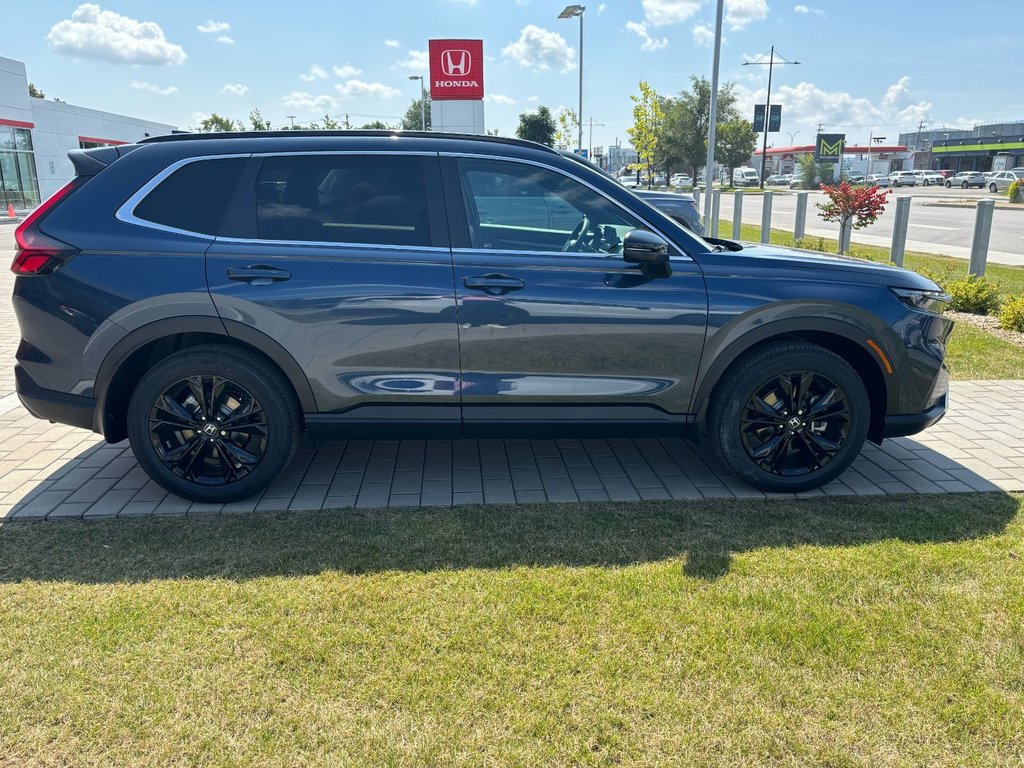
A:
132,157,247,236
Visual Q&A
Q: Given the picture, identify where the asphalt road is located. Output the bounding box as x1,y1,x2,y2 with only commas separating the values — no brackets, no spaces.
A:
709,185,1024,266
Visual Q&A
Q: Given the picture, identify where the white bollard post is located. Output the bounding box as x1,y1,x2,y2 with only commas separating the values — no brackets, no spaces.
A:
889,195,912,267
694,188,701,216
760,190,773,244
711,189,721,237
732,190,743,239
793,192,808,242
969,199,995,277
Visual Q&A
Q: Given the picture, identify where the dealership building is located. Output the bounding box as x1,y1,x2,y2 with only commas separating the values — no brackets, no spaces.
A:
898,121,1024,173
0,55,176,209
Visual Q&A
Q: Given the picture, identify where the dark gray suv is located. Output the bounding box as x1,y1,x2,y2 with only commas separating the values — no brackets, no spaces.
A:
12,131,953,502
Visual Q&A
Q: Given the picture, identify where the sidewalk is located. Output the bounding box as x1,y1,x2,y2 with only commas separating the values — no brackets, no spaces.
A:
1,381,1021,521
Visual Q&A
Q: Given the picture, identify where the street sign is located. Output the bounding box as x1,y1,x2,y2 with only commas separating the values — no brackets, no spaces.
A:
753,104,765,132
573,148,589,159
815,133,846,164
768,105,782,132
428,39,484,100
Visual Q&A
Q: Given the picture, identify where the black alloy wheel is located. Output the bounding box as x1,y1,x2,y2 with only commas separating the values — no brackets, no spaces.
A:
128,345,299,502
739,371,849,477
709,341,870,492
149,375,267,486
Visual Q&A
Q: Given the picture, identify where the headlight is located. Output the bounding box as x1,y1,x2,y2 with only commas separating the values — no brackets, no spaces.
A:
890,287,951,314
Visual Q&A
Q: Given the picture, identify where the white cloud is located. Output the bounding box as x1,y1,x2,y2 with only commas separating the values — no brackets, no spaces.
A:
47,4,186,66
486,93,516,105
222,83,249,96
395,49,429,72
642,0,703,26
692,22,715,46
333,64,362,78
384,38,400,48
794,4,825,15
335,80,401,99
625,21,669,51
197,20,229,33
502,25,575,72
300,64,329,82
527,95,540,102
215,35,234,45
726,0,769,30
282,91,338,112
733,77,932,134
130,80,177,95
598,3,607,14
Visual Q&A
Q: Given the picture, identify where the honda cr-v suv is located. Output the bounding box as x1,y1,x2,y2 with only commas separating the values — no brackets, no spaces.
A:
12,131,953,502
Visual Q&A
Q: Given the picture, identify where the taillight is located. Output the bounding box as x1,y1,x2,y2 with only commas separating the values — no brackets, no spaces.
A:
11,180,82,276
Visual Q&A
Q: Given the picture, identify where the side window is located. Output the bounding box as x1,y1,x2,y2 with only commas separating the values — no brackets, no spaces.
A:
456,158,643,255
134,157,246,236
256,154,431,246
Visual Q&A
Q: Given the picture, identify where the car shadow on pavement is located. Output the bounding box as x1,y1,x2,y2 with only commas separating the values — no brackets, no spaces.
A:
0,486,1016,584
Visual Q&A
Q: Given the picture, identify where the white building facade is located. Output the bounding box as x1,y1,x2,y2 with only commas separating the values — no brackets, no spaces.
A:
0,56,176,208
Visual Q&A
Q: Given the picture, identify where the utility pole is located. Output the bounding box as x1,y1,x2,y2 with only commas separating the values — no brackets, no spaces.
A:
344,114,351,130
558,5,586,152
743,46,800,189
584,117,604,158
702,0,724,229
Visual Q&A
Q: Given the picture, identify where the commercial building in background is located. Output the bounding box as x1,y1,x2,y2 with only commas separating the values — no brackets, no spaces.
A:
900,121,1024,173
0,55,176,208
605,143,638,175
753,143,909,177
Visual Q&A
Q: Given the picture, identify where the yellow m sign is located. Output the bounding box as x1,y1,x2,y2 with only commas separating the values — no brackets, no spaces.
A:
815,133,845,163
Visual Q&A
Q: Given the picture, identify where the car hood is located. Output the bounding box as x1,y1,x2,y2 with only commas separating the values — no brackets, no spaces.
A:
700,241,940,289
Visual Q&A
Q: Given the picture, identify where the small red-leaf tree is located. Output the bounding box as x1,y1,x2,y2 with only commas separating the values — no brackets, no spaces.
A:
816,181,890,254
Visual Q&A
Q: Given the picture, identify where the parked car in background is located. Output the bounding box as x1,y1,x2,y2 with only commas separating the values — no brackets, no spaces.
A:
863,174,890,188
989,169,1024,193
936,169,955,179
12,130,953,500
889,171,917,187
732,167,760,187
916,170,944,186
843,173,865,185
670,173,692,187
945,171,986,189
765,174,789,185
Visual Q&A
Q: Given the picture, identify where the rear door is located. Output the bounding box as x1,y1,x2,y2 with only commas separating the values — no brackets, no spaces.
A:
205,151,461,433
441,154,708,434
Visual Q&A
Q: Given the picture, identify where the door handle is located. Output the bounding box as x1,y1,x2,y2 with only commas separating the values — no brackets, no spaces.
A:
462,274,525,294
226,265,292,285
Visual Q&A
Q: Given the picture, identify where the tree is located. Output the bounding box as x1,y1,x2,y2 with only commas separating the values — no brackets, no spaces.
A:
320,113,342,130
198,113,239,132
715,119,757,184
361,120,392,130
401,93,431,130
27,82,44,99
554,108,579,150
248,108,271,131
515,106,556,146
816,181,890,255
661,76,739,182
627,81,663,189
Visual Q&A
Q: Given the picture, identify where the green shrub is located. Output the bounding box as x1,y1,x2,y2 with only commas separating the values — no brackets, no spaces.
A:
999,295,1024,331
1009,177,1024,202
945,275,1001,315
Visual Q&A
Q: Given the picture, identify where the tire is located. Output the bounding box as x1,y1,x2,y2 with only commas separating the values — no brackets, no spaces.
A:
945,181,951,188
708,341,870,493
962,182,969,189
990,183,998,193
127,345,300,503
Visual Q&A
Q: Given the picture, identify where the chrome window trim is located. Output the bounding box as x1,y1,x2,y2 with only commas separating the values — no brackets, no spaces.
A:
114,153,253,240
440,151,694,262
214,236,449,255
252,150,439,158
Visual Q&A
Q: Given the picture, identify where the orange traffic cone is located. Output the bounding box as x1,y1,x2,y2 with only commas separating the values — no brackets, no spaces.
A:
6,204,14,218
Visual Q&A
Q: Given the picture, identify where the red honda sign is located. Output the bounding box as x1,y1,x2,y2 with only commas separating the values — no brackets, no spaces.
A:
429,39,484,101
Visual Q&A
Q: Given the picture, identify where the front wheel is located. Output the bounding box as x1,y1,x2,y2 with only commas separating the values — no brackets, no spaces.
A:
990,183,998,193
709,342,870,493
127,345,300,503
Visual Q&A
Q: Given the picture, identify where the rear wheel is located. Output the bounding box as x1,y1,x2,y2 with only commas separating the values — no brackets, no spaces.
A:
990,183,998,193
127,345,300,503
709,342,870,493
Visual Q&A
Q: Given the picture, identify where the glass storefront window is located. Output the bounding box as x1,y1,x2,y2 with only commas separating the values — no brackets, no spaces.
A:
0,149,41,209
0,126,14,152
14,128,32,151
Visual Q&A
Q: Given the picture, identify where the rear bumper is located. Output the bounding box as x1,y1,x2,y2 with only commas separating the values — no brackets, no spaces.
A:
881,395,947,439
15,364,96,432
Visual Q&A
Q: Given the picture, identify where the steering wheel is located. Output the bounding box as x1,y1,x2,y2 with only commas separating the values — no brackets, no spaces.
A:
562,214,597,252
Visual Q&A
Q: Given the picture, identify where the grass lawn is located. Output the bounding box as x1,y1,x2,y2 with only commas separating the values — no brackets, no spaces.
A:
2,495,1023,766
946,322,1024,380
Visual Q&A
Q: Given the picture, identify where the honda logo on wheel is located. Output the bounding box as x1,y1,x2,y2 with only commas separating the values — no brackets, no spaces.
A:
429,39,484,100
441,49,471,77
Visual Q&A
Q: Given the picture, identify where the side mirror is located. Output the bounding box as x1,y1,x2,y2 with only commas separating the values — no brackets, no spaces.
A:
623,229,670,264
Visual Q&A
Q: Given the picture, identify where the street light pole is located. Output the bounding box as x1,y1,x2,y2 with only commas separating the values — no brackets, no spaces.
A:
702,0,724,230
743,47,799,189
408,75,426,130
558,5,586,153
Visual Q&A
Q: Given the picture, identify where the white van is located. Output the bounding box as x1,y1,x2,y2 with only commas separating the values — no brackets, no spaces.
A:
733,167,760,186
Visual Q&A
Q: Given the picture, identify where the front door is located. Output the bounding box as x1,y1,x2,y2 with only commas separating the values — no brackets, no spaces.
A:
441,155,708,434
206,151,461,435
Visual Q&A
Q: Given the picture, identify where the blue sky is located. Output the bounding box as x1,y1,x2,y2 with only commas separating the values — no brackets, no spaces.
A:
5,1,1022,151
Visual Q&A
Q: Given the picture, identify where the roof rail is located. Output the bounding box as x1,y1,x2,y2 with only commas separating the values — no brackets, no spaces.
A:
138,129,558,153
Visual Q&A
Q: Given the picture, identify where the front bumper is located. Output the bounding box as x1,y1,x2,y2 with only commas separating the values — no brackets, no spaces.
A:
881,393,947,439
15,364,96,432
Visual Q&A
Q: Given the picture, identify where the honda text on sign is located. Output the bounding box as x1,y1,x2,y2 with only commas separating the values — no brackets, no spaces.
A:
428,39,484,100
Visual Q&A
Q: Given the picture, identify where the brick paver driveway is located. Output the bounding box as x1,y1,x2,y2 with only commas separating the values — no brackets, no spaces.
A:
1,222,1021,520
